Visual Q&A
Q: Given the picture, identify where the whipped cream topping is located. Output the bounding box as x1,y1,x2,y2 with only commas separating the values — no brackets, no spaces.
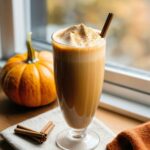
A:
54,24,103,47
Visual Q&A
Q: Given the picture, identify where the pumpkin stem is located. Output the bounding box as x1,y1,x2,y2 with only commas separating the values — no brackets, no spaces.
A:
26,32,36,63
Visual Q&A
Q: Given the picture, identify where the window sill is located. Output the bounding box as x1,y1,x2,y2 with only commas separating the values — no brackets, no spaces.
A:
0,60,149,122
100,92,150,122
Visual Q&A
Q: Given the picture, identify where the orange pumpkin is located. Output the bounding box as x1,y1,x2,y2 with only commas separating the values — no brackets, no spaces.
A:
0,33,56,107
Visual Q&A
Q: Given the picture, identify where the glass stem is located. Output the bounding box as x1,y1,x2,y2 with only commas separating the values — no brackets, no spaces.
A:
70,128,87,139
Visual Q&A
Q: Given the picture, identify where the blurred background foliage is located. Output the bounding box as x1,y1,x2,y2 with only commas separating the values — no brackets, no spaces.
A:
46,0,150,71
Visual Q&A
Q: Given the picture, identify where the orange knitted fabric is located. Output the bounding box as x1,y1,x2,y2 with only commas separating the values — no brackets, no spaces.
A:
107,121,150,150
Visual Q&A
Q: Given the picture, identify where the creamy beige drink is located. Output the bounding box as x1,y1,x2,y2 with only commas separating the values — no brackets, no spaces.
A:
52,24,105,129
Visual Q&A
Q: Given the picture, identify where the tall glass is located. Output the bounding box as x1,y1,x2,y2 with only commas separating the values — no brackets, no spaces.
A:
52,29,105,150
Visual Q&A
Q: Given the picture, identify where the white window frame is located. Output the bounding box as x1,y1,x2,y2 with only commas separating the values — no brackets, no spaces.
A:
104,63,150,105
0,0,31,59
0,0,149,121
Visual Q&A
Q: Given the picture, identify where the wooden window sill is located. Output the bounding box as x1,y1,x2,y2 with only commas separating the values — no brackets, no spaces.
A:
0,89,142,133
0,61,144,134
0,88,142,149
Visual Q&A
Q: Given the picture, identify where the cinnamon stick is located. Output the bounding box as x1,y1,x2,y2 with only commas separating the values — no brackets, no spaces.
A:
40,121,54,136
30,136,46,144
15,121,55,144
16,125,46,144
100,13,114,38
17,125,41,133
16,125,47,144
14,128,46,138
43,124,55,136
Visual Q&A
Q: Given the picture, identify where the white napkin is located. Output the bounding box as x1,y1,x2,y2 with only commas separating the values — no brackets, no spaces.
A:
0,108,115,150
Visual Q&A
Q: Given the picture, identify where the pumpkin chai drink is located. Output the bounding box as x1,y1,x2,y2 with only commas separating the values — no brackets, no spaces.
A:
52,24,106,150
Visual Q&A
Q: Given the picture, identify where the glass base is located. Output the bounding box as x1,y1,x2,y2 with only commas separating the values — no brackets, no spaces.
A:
56,129,100,150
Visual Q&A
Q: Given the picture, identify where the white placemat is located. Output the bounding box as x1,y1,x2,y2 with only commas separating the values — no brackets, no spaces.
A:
0,108,115,150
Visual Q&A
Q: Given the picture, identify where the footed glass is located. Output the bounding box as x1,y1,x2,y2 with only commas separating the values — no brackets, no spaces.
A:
52,29,106,150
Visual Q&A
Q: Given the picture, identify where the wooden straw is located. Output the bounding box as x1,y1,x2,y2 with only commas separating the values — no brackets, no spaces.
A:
100,13,114,38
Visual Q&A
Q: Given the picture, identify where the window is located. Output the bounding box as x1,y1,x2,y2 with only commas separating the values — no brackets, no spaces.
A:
0,0,29,59
30,0,150,98
0,0,150,120
31,0,150,121
32,0,150,72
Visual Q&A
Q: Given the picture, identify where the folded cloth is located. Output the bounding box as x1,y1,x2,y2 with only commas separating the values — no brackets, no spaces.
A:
107,121,150,150
0,108,115,150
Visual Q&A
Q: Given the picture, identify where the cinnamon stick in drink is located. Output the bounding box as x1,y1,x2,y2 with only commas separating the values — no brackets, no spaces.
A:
100,13,114,38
